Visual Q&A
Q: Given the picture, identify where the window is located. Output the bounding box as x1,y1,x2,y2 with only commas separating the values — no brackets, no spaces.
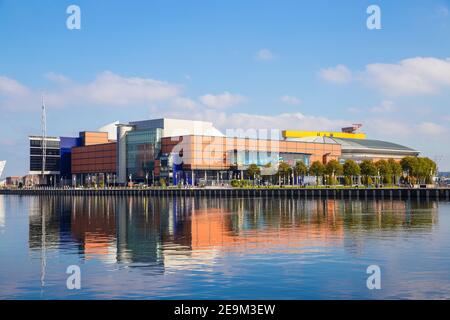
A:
126,128,162,179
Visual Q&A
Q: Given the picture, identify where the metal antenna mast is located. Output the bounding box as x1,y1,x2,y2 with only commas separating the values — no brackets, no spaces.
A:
41,95,47,181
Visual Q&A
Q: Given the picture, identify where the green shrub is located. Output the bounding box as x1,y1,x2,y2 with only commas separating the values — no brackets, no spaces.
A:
344,176,352,186
230,179,252,188
327,176,339,185
364,176,374,186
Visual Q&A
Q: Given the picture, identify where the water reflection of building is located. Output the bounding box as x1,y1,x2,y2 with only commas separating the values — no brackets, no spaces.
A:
115,197,164,269
70,197,117,262
0,195,6,232
28,197,439,273
184,199,345,252
29,197,69,250
338,200,438,231
0,196,5,230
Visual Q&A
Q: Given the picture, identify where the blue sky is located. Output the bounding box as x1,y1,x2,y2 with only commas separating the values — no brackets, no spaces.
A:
1,0,450,177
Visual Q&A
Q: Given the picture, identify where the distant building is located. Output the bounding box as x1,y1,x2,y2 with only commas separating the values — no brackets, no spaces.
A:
23,175,40,187
0,161,5,180
6,176,22,187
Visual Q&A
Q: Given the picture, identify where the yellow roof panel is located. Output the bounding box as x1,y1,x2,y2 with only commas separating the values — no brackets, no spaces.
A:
282,130,366,140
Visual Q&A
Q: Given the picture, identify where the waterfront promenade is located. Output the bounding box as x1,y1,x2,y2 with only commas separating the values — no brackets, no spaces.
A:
1,187,449,201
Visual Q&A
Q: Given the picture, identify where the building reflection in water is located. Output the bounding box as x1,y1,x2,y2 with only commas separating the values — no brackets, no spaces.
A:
28,196,439,272
0,196,5,231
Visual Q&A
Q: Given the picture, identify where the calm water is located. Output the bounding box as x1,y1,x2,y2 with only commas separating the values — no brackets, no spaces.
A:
0,195,449,300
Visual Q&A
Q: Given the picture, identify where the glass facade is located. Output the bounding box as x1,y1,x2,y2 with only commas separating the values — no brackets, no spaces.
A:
229,150,310,167
29,138,61,173
60,137,81,179
126,128,162,180
279,152,311,167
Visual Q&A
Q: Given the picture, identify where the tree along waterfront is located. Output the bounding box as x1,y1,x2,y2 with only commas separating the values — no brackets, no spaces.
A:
234,156,438,188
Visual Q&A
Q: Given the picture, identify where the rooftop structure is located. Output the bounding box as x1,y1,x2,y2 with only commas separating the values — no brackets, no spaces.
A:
289,136,419,161
341,124,363,134
128,118,224,137
282,123,367,140
98,121,119,141
283,130,367,140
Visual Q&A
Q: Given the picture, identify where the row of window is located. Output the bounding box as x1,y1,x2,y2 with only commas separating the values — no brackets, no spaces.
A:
30,149,60,156
30,156,60,171
30,140,60,148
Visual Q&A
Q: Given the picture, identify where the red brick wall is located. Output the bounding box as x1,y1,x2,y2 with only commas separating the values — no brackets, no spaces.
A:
71,142,116,174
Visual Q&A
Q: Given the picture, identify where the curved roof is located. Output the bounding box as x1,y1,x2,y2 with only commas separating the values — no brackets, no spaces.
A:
333,138,417,152
288,136,419,155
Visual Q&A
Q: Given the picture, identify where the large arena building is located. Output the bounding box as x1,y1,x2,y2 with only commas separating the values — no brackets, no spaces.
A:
28,118,419,186
113,119,419,186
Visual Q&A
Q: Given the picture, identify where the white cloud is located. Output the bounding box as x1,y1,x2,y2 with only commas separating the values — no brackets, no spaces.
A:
417,122,447,135
199,92,246,109
318,64,352,84
1,73,246,113
256,49,275,61
280,95,301,106
370,100,395,113
156,107,348,133
363,57,450,96
322,57,450,96
0,76,34,110
171,97,198,110
367,119,448,139
216,112,346,131
79,71,181,106
347,107,364,114
367,119,414,137
0,72,183,110
0,76,30,96
44,72,72,85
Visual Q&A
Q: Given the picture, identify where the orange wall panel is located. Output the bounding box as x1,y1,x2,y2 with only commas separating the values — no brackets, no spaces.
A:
72,142,116,174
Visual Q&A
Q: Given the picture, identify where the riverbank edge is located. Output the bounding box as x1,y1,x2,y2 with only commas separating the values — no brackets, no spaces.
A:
1,188,449,200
